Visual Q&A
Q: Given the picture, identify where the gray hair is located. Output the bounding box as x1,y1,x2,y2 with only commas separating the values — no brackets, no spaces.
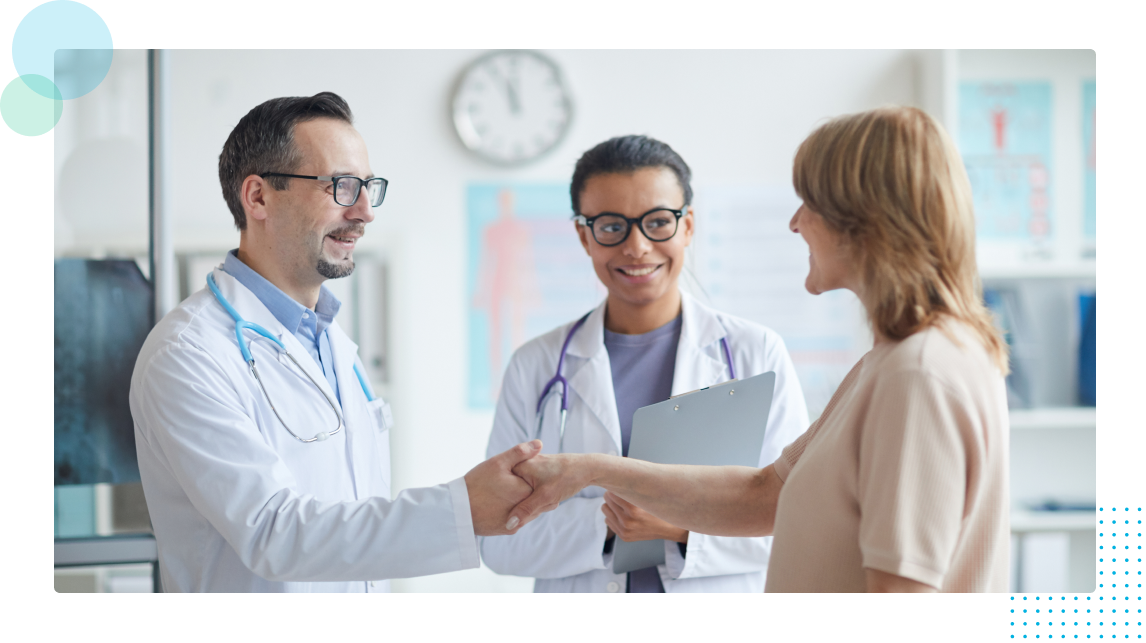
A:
217,91,354,230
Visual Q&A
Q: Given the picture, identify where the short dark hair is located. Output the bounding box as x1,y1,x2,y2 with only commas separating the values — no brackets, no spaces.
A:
218,92,354,230
569,135,693,214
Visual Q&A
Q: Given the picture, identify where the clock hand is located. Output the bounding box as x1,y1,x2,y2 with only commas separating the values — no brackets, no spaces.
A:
506,57,522,115
506,79,521,114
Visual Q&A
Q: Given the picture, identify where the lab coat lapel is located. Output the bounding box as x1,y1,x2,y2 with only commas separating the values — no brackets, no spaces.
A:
327,322,361,408
671,292,732,396
562,300,624,455
327,322,374,500
211,267,341,410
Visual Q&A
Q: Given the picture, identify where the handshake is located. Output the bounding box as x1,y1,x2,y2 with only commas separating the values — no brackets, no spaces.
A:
464,440,697,544
463,440,584,537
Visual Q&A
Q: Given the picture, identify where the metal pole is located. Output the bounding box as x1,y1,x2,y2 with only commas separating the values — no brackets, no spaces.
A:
148,49,177,325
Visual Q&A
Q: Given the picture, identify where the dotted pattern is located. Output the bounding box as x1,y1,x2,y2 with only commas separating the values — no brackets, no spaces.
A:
1010,507,1144,640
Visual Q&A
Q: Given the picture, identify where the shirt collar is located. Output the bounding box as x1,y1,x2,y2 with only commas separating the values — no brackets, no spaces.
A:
222,249,341,336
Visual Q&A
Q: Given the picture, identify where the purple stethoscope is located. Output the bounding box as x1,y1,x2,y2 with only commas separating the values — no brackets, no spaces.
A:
535,311,737,450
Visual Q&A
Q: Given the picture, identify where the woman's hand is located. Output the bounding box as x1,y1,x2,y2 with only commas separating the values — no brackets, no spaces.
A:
602,492,689,544
507,453,597,530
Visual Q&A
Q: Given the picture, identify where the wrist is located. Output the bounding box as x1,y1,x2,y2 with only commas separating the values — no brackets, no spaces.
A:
582,453,609,489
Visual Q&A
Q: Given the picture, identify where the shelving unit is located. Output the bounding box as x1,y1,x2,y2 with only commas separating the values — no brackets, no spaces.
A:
1010,407,1096,431
918,50,1097,275
1008,405,1096,593
1012,508,1095,533
981,264,1096,281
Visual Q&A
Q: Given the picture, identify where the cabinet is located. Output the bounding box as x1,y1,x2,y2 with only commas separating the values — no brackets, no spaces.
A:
917,49,1098,593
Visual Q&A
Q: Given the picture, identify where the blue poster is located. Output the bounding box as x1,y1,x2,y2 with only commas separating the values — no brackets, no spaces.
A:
959,82,1053,241
466,184,605,409
1083,80,1096,241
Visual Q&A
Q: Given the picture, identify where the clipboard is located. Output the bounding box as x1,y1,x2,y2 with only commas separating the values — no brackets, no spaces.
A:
612,371,776,574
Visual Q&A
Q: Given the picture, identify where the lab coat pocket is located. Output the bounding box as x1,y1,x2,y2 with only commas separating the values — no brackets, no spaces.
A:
366,398,394,434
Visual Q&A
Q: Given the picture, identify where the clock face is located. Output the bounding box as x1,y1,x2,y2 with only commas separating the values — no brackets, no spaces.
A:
452,50,573,165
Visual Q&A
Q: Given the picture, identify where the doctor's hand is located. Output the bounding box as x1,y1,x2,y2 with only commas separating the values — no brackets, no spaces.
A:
506,453,596,531
603,492,688,544
465,440,542,536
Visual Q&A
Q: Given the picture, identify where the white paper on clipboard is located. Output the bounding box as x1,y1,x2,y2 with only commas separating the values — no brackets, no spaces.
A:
611,371,776,575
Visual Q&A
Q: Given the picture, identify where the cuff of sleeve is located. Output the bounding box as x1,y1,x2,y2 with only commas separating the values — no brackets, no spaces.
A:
772,452,794,483
862,549,944,590
597,500,616,568
447,476,481,571
664,532,705,579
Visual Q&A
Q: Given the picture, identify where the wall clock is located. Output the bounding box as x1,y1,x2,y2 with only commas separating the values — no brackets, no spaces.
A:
451,50,573,165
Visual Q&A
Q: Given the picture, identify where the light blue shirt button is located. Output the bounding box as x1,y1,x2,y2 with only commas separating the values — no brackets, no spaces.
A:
607,581,620,593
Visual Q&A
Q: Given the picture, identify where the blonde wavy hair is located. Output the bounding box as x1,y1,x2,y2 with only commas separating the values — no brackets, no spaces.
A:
792,105,1009,373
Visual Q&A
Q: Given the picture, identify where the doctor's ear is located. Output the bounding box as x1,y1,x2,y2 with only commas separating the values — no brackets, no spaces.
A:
680,206,695,244
575,221,593,255
241,174,271,224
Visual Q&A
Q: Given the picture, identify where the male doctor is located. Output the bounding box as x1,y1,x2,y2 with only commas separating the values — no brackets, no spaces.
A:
129,92,539,592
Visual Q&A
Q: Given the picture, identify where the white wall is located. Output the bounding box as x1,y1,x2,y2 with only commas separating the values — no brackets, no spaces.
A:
55,49,925,591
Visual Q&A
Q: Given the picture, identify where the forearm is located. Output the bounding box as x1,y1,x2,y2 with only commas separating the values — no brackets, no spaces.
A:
584,455,782,538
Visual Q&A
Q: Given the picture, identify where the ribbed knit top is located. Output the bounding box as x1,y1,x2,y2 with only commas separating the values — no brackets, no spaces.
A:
765,321,1010,592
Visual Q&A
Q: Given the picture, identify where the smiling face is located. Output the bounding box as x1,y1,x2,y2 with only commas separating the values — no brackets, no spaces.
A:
576,167,693,329
789,203,856,296
262,117,376,287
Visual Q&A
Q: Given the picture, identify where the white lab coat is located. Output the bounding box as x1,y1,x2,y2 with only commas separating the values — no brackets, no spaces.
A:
129,267,479,592
480,292,809,592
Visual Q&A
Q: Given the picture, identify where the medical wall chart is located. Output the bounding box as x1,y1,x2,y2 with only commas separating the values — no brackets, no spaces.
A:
958,82,1054,245
466,184,605,409
1082,80,1096,243
689,186,869,420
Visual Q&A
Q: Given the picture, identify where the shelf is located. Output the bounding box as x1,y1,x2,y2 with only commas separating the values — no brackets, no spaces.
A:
1011,509,1095,533
980,264,1096,280
1009,407,1096,431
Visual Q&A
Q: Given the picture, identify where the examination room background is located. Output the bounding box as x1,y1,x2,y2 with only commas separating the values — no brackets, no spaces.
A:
53,49,1097,593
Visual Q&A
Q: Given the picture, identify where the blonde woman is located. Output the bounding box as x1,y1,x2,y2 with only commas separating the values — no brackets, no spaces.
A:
506,106,1011,593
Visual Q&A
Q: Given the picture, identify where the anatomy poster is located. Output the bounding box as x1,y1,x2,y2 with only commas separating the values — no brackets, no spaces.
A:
1083,80,1096,242
958,82,1054,242
466,184,605,409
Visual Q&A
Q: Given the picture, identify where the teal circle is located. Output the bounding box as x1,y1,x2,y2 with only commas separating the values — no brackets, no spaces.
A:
12,1,112,100
1,75,63,136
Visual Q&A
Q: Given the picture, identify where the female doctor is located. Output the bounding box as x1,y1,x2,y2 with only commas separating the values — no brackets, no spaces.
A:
480,135,809,592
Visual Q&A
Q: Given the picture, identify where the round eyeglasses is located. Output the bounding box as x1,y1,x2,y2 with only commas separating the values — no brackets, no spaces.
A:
573,205,687,247
260,172,389,207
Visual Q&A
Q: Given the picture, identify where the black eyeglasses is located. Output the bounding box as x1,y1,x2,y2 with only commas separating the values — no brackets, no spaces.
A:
260,173,389,207
573,205,687,247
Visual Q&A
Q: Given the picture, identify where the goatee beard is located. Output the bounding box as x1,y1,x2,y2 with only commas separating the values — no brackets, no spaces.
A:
317,258,354,279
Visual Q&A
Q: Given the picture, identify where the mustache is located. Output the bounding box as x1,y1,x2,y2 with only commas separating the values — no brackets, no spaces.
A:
325,224,365,238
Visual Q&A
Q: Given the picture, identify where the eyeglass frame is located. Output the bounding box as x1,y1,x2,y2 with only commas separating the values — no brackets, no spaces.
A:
258,172,389,207
572,204,689,247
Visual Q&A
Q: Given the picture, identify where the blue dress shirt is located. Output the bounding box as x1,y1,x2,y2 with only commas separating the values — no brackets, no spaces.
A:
222,249,342,403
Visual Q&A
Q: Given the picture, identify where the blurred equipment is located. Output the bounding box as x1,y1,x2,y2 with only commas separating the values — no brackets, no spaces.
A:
54,258,152,485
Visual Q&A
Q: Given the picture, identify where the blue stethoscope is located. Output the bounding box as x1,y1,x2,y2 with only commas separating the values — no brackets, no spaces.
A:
208,273,376,444
535,311,737,451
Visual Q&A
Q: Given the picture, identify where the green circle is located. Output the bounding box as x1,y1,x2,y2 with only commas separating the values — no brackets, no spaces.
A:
2,75,63,136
